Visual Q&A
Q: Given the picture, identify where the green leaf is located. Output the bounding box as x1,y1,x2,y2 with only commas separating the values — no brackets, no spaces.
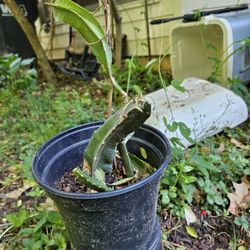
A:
109,176,135,186
6,209,28,228
185,226,198,238
51,0,111,73
163,116,168,127
10,57,22,69
171,80,186,93
145,58,157,69
191,155,221,174
46,211,61,224
207,195,214,205
160,190,170,205
183,165,194,173
234,216,241,226
22,238,42,250
213,194,224,205
145,58,157,74
170,137,184,147
207,43,217,51
33,217,46,233
50,0,126,96
139,147,147,159
20,58,34,66
53,233,67,248
18,228,33,236
238,246,247,250
166,121,178,132
181,175,197,184
169,191,177,198
181,183,195,204
41,234,49,244
133,84,142,95
234,215,249,231
243,168,250,175
178,122,194,143
126,58,136,69
197,178,205,187
171,147,184,160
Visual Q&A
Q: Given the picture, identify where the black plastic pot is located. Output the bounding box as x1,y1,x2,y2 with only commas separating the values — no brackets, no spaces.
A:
0,0,38,58
32,121,171,250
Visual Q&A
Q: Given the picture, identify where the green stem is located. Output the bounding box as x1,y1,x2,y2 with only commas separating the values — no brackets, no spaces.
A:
73,168,112,192
173,162,184,187
118,142,134,177
107,78,113,117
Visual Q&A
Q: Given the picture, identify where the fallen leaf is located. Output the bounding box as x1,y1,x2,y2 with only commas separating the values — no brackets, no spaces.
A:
201,146,210,154
238,246,246,250
242,176,250,186
230,138,250,151
6,184,31,199
185,225,198,238
40,198,56,210
184,206,197,225
193,188,203,204
227,177,250,215
109,176,135,186
216,143,225,153
139,147,147,159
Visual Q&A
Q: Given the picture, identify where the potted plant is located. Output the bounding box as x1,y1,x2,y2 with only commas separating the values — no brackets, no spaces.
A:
32,0,171,249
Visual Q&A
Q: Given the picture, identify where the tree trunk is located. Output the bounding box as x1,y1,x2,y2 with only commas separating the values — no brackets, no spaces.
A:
3,0,57,84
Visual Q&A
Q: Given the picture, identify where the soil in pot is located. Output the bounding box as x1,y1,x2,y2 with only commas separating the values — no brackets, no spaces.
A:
57,156,149,193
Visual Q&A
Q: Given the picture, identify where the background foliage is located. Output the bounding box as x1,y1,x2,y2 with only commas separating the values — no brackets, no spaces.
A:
0,54,249,249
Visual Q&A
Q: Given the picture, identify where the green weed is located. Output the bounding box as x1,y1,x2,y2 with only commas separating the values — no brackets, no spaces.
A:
113,57,171,97
0,53,249,248
0,54,105,249
159,127,249,224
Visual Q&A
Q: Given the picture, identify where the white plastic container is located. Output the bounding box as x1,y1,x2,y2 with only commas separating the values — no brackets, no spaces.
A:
145,78,248,147
170,10,250,83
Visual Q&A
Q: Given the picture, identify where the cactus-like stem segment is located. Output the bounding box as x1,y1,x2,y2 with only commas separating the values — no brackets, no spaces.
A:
83,98,151,177
128,153,156,174
73,168,112,192
117,142,134,177
109,176,135,186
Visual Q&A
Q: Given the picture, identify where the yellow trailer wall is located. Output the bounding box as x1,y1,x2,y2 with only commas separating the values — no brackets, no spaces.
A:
37,0,249,60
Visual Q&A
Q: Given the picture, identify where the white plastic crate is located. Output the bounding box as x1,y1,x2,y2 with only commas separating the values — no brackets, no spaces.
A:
170,10,250,83
145,78,248,147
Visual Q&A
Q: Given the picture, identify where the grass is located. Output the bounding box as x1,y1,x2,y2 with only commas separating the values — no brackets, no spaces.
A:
0,55,105,249
0,54,249,249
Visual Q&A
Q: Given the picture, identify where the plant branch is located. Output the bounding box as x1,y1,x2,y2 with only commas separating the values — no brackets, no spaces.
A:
102,0,113,117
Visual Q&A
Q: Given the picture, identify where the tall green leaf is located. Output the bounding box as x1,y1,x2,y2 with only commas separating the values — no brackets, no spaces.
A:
50,0,126,96
51,0,111,72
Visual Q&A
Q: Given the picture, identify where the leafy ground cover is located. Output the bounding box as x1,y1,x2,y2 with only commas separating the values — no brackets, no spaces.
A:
160,123,250,249
0,54,249,250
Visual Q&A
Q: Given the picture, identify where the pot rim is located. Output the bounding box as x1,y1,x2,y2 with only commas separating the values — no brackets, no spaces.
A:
32,121,171,199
